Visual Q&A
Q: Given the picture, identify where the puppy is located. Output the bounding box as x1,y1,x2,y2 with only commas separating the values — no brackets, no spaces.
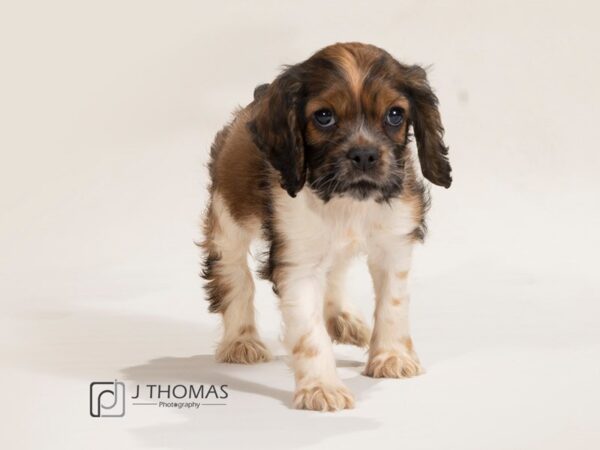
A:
201,42,451,411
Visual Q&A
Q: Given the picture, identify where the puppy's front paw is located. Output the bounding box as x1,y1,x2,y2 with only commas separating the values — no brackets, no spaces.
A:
293,382,355,412
216,337,271,364
363,350,423,378
326,311,371,347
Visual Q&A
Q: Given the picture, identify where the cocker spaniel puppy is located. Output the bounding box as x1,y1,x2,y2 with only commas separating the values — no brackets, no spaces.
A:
201,42,451,411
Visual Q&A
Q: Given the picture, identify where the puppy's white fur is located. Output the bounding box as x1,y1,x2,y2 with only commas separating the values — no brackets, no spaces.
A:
212,186,422,410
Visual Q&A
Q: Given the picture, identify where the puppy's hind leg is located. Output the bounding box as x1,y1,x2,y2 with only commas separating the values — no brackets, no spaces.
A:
324,254,371,348
201,192,271,364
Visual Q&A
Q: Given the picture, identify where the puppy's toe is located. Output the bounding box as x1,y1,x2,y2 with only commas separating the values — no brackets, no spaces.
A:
327,311,371,347
293,382,355,412
216,337,271,364
363,350,423,378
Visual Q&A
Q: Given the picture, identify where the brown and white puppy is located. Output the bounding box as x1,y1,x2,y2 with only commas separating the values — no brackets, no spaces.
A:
201,42,451,411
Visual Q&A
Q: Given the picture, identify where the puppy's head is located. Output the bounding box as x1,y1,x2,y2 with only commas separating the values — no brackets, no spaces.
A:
248,42,452,200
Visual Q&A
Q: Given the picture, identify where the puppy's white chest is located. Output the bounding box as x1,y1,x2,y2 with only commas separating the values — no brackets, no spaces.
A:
307,191,416,251
275,189,418,269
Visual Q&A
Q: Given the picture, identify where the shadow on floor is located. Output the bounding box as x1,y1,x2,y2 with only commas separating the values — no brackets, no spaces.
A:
121,353,382,449
14,307,382,449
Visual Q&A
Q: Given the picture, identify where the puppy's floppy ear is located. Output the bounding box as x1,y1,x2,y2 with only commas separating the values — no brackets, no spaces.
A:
248,67,306,197
252,83,270,101
403,65,452,188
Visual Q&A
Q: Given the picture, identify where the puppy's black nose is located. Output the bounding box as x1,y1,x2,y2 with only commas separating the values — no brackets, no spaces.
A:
347,147,379,171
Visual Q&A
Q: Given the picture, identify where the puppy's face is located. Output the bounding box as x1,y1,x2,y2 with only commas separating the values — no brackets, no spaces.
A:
303,48,412,201
249,43,452,201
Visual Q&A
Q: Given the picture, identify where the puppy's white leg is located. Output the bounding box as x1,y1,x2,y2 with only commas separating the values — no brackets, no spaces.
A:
278,268,354,411
364,237,422,378
202,193,271,364
324,255,371,347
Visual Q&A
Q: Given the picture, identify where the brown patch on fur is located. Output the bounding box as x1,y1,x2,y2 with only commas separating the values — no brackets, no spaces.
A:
209,109,269,223
295,369,307,382
292,334,319,358
326,311,371,347
201,109,270,314
391,298,403,306
368,349,384,360
343,228,360,249
239,325,256,336
403,337,414,352
396,271,409,280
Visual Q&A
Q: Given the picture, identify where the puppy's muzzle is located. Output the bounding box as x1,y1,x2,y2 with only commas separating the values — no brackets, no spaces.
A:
347,147,379,172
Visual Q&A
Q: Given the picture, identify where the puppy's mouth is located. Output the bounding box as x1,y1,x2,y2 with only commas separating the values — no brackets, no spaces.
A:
309,172,402,202
344,179,382,199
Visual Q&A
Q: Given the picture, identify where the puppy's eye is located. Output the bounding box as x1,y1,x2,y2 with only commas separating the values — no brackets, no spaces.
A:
385,107,404,126
314,109,336,128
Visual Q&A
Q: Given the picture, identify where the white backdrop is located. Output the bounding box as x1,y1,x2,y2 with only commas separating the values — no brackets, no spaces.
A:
2,1,599,449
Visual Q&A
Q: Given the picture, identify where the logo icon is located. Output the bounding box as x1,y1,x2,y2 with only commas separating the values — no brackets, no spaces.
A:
90,380,126,417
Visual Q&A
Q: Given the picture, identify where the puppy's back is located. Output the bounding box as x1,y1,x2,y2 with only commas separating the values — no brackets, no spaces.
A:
207,106,269,224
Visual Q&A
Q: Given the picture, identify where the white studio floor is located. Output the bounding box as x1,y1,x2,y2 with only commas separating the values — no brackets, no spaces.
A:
2,1,600,449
